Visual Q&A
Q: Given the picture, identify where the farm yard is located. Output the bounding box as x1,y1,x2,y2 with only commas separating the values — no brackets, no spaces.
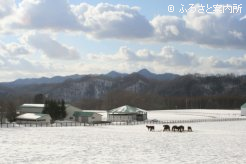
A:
0,109,246,164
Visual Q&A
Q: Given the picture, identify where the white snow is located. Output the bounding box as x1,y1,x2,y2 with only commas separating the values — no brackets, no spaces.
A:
16,113,45,120
0,109,246,164
147,109,242,121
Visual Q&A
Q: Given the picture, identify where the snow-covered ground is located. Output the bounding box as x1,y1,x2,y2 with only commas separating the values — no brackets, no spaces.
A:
0,110,246,164
148,109,242,121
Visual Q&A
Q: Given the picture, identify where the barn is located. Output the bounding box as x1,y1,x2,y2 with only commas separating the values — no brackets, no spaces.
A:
18,104,44,114
108,105,147,122
241,103,246,116
17,104,83,121
16,113,52,124
73,111,102,123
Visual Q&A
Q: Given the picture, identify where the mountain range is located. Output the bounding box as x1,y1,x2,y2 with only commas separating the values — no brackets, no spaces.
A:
0,69,246,110
0,69,179,87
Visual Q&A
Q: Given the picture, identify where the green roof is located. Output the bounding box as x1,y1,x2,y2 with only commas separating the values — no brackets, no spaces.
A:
73,111,95,117
241,103,246,108
109,105,147,114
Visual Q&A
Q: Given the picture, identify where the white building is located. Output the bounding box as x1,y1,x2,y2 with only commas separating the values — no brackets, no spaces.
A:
18,104,83,121
16,113,51,124
18,104,44,114
73,111,102,123
108,105,147,122
64,105,83,121
241,103,246,116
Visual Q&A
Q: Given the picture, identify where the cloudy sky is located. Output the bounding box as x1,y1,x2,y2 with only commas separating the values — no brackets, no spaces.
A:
0,0,246,82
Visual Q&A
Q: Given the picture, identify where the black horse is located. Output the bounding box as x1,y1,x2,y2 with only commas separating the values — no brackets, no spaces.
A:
177,125,184,132
146,125,155,131
163,125,170,131
172,125,178,131
188,126,192,132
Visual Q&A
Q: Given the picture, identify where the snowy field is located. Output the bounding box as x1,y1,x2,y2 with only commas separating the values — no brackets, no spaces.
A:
1,110,246,164
147,109,242,121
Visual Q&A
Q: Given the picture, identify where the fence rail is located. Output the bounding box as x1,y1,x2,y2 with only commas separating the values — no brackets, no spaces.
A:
1,117,246,128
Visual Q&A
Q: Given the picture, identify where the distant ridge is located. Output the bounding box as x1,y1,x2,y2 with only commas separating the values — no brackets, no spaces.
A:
0,74,83,87
0,69,179,87
105,71,127,78
136,69,179,80
105,69,179,80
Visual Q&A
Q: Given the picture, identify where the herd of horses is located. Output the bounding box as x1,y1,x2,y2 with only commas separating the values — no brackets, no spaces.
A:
146,125,192,132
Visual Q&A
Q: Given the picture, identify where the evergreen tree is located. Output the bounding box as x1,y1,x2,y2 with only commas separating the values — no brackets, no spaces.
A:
42,99,67,121
33,93,45,104
60,100,67,119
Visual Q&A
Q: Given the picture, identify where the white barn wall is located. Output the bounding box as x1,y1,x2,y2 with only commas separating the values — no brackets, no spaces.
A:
19,106,44,114
241,108,246,116
77,113,102,123
88,113,102,123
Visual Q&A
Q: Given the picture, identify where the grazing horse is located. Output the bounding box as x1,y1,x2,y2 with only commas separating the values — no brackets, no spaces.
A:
188,126,192,132
177,125,184,132
163,125,170,131
172,125,178,131
146,125,155,131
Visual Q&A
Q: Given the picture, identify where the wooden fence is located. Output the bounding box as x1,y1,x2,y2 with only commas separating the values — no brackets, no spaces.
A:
1,117,246,128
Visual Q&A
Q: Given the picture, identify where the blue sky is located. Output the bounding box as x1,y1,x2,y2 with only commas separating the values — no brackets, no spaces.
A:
0,0,246,81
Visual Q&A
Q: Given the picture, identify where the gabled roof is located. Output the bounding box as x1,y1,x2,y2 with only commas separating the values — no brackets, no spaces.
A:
73,111,101,117
241,103,246,109
16,113,50,120
108,105,147,114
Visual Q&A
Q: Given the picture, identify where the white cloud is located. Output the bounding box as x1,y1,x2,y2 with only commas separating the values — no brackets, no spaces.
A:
4,1,153,39
0,1,245,50
8,0,81,31
84,46,246,75
26,32,80,60
0,0,15,18
0,41,30,56
72,3,153,39
151,5,246,50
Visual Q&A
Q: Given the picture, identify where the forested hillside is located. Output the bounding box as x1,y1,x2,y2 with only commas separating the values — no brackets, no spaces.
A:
1,71,246,112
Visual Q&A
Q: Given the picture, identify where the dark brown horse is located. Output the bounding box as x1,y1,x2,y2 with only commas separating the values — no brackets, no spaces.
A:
177,125,184,132
163,125,170,131
172,125,178,131
146,125,155,131
188,126,192,132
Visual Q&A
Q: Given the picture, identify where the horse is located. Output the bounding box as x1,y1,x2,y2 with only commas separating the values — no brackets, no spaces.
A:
177,125,184,132
172,125,178,132
188,126,192,132
163,125,170,131
146,125,155,131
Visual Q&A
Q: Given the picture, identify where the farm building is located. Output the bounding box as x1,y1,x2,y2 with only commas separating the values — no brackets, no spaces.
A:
73,111,102,123
108,105,147,122
18,104,44,114
16,113,51,124
241,103,246,116
64,105,83,121
17,104,83,121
